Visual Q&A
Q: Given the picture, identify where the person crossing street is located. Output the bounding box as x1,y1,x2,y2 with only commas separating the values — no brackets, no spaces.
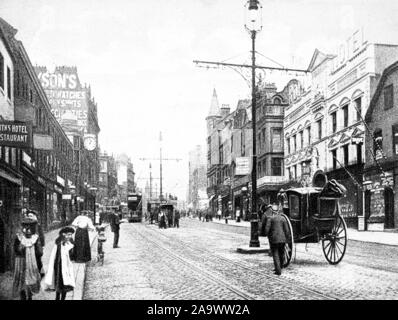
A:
265,203,291,276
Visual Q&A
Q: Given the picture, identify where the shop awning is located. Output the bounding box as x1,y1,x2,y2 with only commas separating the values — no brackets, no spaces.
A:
0,169,22,186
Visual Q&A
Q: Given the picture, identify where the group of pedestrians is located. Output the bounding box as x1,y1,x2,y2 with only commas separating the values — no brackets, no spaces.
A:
158,209,180,229
11,210,100,300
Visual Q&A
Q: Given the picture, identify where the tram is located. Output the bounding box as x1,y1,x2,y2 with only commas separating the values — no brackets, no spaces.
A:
127,193,143,222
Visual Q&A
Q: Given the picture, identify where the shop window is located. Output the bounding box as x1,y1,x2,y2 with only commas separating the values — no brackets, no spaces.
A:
374,129,383,160
384,84,394,110
355,97,362,121
271,158,282,176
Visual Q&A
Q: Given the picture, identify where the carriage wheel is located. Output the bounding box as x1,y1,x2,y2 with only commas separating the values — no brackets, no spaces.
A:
322,214,347,265
281,213,294,268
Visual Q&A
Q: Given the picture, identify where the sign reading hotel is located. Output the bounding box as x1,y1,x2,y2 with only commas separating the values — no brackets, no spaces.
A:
34,66,88,132
0,121,32,148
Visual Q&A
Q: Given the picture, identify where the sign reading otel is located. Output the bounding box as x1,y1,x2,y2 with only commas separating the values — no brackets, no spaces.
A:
0,121,32,148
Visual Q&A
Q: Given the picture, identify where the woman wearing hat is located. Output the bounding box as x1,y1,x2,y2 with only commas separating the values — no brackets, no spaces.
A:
12,217,43,300
44,227,76,300
71,211,95,263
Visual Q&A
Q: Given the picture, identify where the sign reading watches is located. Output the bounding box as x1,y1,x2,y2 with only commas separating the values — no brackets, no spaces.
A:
0,121,32,148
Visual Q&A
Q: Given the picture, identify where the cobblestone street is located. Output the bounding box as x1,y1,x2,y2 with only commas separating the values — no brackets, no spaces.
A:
83,218,398,300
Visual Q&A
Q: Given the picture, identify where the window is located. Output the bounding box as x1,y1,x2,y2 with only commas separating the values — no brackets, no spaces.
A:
272,128,282,152
342,104,348,127
343,144,349,166
258,133,261,151
393,125,398,156
293,165,297,179
271,158,282,176
299,131,304,149
293,135,297,152
331,112,337,133
287,137,291,154
317,119,322,139
374,129,383,160
289,195,300,219
355,97,362,121
331,149,337,170
0,52,3,90
357,144,362,164
384,84,394,110
307,126,311,145
262,128,266,150
262,159,267,175
7,67,11,99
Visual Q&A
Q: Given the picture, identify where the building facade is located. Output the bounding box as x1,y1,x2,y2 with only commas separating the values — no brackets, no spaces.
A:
364,60,398,231
283,29,398,228
0,18,75,272
206,83,288,220
34,65,101,215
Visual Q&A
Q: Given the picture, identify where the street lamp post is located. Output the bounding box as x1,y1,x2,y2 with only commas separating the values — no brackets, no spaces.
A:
245,0,262,247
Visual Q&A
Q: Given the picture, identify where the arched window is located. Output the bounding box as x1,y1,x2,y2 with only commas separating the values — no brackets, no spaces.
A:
273,97,282,104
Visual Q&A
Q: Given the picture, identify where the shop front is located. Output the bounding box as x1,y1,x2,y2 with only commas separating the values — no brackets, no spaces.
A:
363,170,396,231
0,165,22,273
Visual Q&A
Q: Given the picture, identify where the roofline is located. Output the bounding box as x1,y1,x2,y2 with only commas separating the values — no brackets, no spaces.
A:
365,59,398,122
0,25,16,64
17,41,74,147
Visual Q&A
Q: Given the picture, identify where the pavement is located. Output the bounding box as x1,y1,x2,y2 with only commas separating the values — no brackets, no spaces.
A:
0,226,97,300
210,217,398,246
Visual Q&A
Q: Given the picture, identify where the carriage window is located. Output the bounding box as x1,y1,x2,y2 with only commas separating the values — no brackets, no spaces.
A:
289,195,300,219
319,199,336,216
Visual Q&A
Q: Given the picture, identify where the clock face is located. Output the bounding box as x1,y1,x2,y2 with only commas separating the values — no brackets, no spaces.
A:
84,136,96,151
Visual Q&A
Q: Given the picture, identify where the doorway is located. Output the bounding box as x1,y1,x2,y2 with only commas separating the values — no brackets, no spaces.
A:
384,187,395,229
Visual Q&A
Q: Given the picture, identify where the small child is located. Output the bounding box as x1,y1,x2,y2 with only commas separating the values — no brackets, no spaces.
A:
44,227,76,300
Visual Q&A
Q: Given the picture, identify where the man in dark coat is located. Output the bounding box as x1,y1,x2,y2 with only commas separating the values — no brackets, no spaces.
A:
110,211,121,248
265,204,291,275
174,210,180,228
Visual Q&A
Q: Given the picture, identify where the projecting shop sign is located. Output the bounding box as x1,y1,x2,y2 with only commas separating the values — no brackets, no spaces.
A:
235,157,250,176
0,121,32,148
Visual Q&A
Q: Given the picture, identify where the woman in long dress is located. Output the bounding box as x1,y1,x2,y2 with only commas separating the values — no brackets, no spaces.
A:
71,211,95,262
12,218,43,300
44,227,75,300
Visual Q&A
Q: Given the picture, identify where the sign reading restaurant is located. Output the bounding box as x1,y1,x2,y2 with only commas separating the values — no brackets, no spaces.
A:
0,121,32,148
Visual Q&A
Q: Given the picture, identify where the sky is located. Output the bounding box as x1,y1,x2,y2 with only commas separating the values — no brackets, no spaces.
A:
1,0,398,201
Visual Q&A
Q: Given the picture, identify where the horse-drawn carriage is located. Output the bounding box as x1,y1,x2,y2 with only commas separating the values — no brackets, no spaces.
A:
281,172,348,267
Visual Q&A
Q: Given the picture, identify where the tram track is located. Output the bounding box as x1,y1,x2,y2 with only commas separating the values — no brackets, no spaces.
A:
133,225,258,300
139,223,340,300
